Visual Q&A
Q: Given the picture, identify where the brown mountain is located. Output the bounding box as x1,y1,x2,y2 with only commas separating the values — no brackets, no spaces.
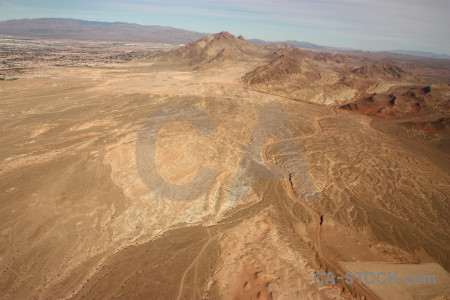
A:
0,18,204,44
241,47,449,116
352,63,406,79
158,31,269,68
242,54,303,84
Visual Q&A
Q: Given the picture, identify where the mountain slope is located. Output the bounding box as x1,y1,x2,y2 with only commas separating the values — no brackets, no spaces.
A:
0,18,204,44
351,63,406,79
242,47,450,116
242,54,303,85
158,31,269,69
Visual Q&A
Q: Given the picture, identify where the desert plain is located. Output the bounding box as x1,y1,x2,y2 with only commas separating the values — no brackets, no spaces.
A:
0,32,449,300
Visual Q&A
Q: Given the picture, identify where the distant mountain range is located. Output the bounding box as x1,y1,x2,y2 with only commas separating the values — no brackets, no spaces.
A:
250,39,450,59
0,18,204,44
390,50,450,60
0,18,448,60
248,39,354,51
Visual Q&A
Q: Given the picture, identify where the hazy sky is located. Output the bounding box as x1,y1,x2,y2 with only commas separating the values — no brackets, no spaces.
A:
0,0,449,54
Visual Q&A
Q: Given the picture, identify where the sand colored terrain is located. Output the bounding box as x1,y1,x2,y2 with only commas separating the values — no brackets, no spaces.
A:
341,262,450,300
0,33,449,299
242,48,450,118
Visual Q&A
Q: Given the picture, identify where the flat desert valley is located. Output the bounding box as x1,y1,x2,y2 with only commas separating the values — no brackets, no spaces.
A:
1,32,450,300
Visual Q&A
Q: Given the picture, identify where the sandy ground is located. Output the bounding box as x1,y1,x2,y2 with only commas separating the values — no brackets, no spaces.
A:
341,262,450,300
0,60,449,299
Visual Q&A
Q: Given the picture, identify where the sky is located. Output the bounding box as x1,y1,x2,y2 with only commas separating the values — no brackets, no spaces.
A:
0,0,449,54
